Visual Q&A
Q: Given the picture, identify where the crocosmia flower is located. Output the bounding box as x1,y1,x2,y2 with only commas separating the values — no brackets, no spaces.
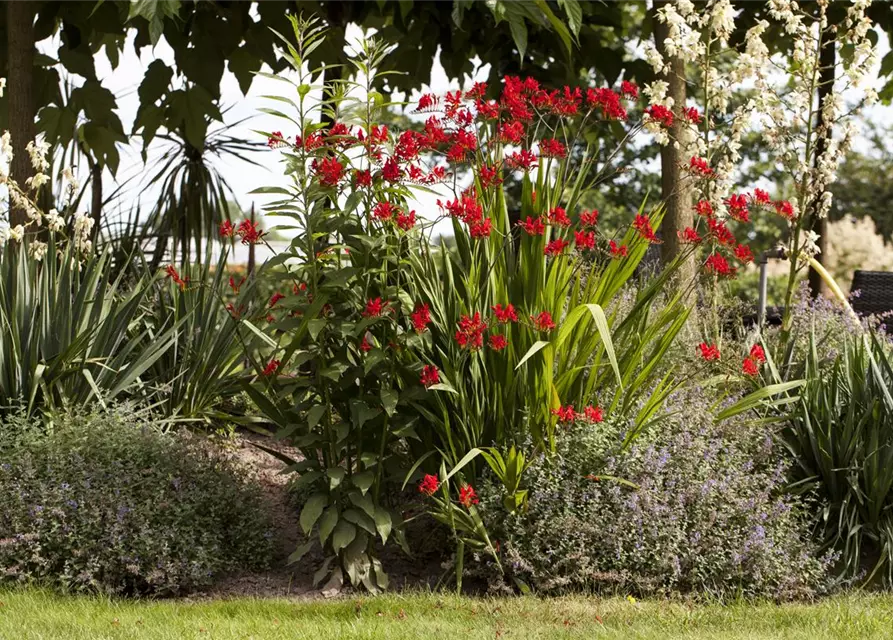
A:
698,342,721,361
418,474,439,496
459,484,479,508
420,365,440,388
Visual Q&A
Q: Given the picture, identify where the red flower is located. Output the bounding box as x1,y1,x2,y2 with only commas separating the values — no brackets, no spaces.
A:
531,311,556,332
219,220,235,238
579,209,599,227
574,230,596,251
586,87,627,120
420,365,440,388
363,298,389,318
237,220,265,245
355,169,373,187
695,199,715,218
382,158,402,182
478,165,503,188
609,240,628,258
415,93,439,112
360,335,373,352
229,276,245,294
689,156,713,177
498,121,525,144
489,334,508,351
539,138,567,158
704,252,737,278
262,359,280,376
267,131,287,148
517,216,546,236
459,484,479,508
455,312,487,350
418,474,439,496
583,405,604,423
492,303,519,324
411,303,431,333
742,357,760,377
505,150,538,172
548,207,571,227
725,194,750,223
749,344,766,363
314,156,345,187
683,107,702,124
165,265,188,290
645,104,674,128
544,238,570,256
708,218,736,246
620,80,639,99
774,200,795,220
734,244,754,264
633,214,660,243
469,218,492,239
698,342,721,361
269,292,285,308
753,189,772,206
551,405,577,423
678,227,702,244
396,210,417,230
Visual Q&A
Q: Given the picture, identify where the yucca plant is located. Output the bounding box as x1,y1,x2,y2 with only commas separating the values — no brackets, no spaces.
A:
0,236,178,416
768,329,893,586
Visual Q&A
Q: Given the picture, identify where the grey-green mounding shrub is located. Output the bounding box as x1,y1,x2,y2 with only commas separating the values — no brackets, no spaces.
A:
0,407,273,595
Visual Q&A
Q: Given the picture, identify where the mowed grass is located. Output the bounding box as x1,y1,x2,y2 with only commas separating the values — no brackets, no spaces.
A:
2,589,893,640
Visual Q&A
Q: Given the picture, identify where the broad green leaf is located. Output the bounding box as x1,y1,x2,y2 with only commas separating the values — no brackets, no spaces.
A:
299,492,328,535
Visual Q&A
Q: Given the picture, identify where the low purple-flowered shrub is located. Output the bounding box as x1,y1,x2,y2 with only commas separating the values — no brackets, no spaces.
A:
479,388,832,599
0,407,272,595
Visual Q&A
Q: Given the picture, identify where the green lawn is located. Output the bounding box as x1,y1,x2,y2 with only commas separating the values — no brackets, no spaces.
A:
2,589,893,639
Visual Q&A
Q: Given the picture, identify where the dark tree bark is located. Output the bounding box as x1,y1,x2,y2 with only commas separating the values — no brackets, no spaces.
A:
807,29,836,298
652,3,694,279
90,161,102,240
7,1,37,226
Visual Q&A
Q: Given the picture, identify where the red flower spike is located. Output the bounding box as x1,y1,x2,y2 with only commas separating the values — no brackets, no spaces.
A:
678,227,702,244
698,342,721,361
219,220,235,238
544,238,570,256
411,303,431,333
579,210,599,227
363,298,389,318
609,240,628,258
548,207,572,227
551,405,577,423
418,474,439,496
455,313,487,350
267,131,287,148
742,357,760,377
262,359,280,376
539,138,567,159
469,218,492,238
753,189,772,206
708,218,736,246
574,230,596,251
396,210,417,231
774,200,795,220
478,165,503,188
269,292,285,308
620,81,639,100
459,484,479,508
633,214,660,243
420,365,440,388
749,344,766,363
645,104,674,128
382,158,402,182
165,265,188,290
695,200,715,218
725,194,750,223
237,220,265,245
489,334,508,351
704,253,737,278
360,335,372,353
492,303,519,324
314,156,345,187
531,311,556,332
683,107,703,124
689,156,713,177
583,405,604,423
734,244,754,264
498,121,525,144
517,216,546,236
505,150,538,172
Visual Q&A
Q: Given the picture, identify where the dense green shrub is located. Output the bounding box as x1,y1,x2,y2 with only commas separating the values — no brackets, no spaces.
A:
0,407,272,595
478,388,831,599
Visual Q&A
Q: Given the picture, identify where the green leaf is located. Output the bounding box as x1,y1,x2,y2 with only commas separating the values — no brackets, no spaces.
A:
299,492,328,535
288,540,314,565
331,520,357,553
327,467,346,489
373,507,392,544
307,404,326,429
716,380,806,421
516,340,550,370
381,388,398,417
507,13,529,60
352,470,375,495
318,507,338,545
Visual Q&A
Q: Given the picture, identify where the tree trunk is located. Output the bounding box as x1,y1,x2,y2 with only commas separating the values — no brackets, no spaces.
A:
653,3,694,278
90,161,102,241
807,30,836,298
7,1,36,226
